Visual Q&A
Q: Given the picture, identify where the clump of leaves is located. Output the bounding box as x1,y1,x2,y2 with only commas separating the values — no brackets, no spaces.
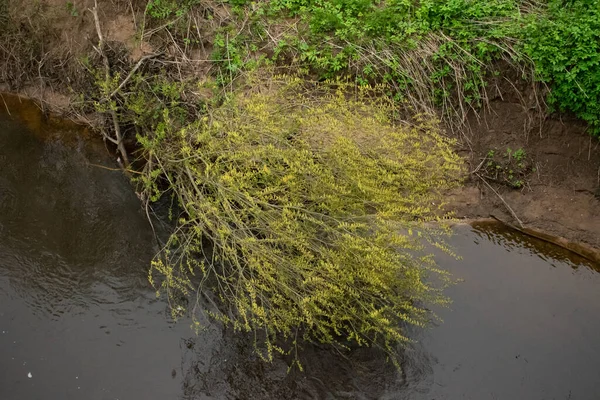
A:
523,0,600,135
142,75,463,368
481,147,533,189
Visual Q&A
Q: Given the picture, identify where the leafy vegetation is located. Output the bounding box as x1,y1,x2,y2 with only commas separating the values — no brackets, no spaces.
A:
141,75,463,367
150,0,596,134
523,0,600,135
206,0,527,126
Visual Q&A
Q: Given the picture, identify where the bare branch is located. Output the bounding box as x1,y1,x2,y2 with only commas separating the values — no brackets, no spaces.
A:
89,0,130,167
476,173,524,228
110,53,161,98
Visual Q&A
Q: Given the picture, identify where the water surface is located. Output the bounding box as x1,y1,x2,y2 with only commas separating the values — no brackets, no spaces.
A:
0,108,189,400
398,224,600,400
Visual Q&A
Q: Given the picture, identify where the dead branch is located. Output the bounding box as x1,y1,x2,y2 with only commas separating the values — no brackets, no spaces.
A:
109,53,161,98
475,172,524,228
90,0,130,167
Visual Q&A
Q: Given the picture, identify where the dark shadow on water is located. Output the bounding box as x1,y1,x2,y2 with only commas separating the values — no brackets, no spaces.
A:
0,105,189,400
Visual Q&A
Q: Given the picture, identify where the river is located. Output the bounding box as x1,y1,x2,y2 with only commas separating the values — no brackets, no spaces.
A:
1,101,599,399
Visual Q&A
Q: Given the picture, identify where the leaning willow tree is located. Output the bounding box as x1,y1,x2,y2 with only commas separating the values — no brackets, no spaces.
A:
140,75,463,368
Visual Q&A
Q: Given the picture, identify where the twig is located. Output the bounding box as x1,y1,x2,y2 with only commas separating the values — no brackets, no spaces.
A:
128,0,137,31
109,53,160,98
470,155,488,174
99,130,119,145
88,162,143,174
476,172,524,228
0,93,11,116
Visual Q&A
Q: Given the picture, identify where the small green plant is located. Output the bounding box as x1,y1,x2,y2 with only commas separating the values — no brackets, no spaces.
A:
212,32,248,85
482,147,531,189
511,147,526,163
65,2,78,17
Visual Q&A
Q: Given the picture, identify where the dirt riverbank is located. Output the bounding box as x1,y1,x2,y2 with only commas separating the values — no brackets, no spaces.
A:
450,97,600,250
5,87,599,259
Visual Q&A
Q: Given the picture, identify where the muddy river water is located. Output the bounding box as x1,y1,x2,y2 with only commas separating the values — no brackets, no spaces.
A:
1,103,599,399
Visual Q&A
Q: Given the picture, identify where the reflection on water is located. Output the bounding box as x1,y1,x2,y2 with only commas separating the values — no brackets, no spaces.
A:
471,221,599,271
1,101,600,399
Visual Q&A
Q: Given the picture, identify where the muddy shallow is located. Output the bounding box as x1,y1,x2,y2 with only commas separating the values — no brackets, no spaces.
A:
1,109,599,400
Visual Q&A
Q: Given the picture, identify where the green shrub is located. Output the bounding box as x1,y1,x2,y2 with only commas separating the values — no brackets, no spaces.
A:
142,75,463,367
523,0,600,135
263,0,600,134
214,0,525,126
204,0,599,134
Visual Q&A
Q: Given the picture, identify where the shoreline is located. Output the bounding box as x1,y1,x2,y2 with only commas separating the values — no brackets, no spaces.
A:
2,89,599,266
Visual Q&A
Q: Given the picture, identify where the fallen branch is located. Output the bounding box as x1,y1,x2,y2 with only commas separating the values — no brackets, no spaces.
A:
470,155,488,175
488,216,600,266
475,172,524,228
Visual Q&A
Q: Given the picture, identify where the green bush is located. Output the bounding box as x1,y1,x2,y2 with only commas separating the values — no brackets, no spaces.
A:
523,0,600,135
142,75,463,367
204,0,599,133
273,0,518,78
212,0,525,125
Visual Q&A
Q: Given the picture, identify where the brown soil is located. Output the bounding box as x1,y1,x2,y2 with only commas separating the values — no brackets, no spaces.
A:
449,97,600,250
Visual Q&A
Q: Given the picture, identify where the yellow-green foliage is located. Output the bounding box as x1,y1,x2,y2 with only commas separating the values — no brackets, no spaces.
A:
144,75,463,367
